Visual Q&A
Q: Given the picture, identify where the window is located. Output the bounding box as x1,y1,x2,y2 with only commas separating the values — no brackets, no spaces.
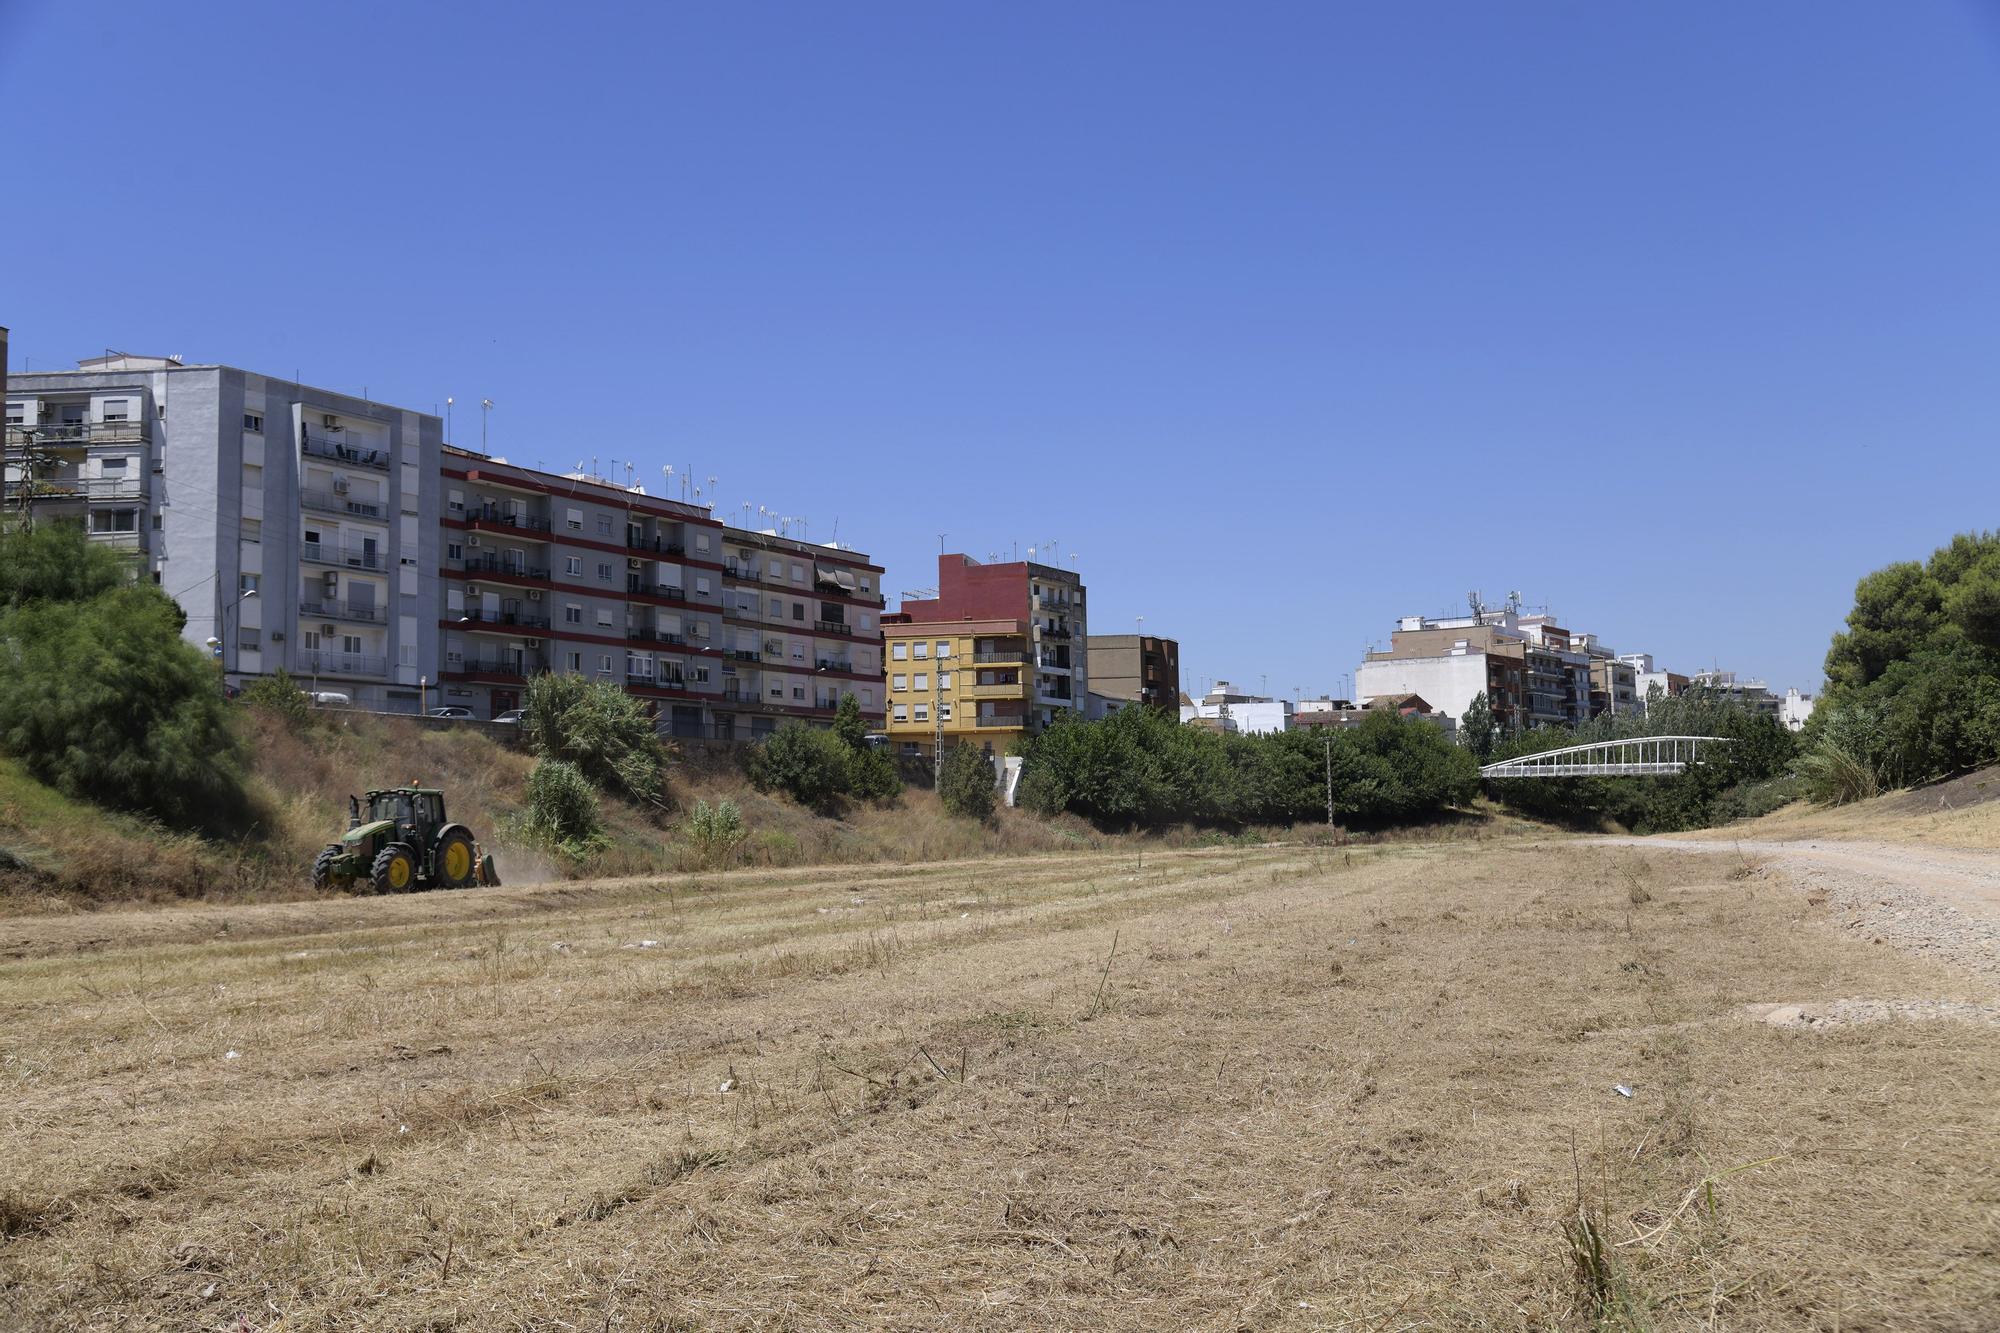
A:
303,630,322,651
893,704,908,723
242,518,262,543
597,562,613,582
567,652,582,671
239,573,260,595
860,688,873,707
861,613,875,631
153,512,163,531
242,463,263,490
91,509,137,533
914,704,929,722
768,597,782,616
597,608,614,627
342,635,362,654
305,527,322,545
860,578,872,595
243,412,264,433
694,576,711,595
447,542,463,561
939,703,952,722
238,628,262,651
891,642,907,661
768,559,782,577
913,641,929,660
892,674,907,691
566,507,583,531
692,665,709,683
913,673,929,692
597,515,612,535
564,604,583,624
793,686,805,700
939,672,952,691
598,654,613,675
695,534,710,552
936,641,951,658
790,562,804,581
565,557,583,576
102,399,130,422
448,490,464,514
102,456,129,474
792,602,805,621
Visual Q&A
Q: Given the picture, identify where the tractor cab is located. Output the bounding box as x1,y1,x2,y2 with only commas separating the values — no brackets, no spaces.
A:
319,785,494,894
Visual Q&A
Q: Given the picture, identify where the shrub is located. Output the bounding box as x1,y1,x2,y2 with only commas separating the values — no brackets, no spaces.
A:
521,673,664,805
682,798,746,867
239,668,312,727
0,525,247,833
938,744,997,820
747,722,853,814
523,758,604,852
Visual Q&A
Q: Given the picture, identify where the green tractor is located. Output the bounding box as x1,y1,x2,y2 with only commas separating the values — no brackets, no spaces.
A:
310,786,500,894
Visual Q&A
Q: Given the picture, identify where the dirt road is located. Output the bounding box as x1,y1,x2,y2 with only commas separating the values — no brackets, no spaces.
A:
1602,835,2000,982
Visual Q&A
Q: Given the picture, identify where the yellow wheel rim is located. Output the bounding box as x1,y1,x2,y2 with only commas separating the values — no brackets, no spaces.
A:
389,856,411,889
445,842,471,882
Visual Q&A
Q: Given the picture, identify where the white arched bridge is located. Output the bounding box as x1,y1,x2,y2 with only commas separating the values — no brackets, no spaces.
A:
1479,735,1734,780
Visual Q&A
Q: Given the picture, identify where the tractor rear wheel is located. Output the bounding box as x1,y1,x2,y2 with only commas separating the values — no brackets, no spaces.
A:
435,829,477,889
310,844,343,892
371,843,417,895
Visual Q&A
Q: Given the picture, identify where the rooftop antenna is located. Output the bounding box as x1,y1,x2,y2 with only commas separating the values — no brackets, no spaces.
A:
938,532,948,554
1507,589,1523,615
446,396,454,444
1468,589,1484,626
480,398,494,452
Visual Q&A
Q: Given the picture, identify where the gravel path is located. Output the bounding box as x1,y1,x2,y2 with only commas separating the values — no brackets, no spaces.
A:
1600,836,2000,984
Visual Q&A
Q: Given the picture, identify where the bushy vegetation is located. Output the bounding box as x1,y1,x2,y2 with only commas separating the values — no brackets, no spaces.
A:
1017,705,1478,829
522,758,606,859
0,523,247,832
239,667,313,727
1801,531,2000,801
681,798,747,867
938,744,997,821
748,694,901,813
521,673,664,805
1484,688,1798,832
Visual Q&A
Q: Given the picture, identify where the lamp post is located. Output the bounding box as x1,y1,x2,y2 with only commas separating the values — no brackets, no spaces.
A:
213,586,257,676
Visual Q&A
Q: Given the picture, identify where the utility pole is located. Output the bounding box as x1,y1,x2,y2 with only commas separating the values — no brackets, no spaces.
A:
1324,732,1335,827
932,652,944,788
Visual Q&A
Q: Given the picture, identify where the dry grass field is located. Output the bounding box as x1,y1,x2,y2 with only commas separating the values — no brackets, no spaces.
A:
3,832,1998,1330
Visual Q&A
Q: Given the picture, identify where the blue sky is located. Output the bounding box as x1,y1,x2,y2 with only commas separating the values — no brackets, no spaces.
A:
6,2,1997,698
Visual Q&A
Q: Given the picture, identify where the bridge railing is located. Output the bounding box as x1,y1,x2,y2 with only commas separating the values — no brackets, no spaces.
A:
1479,735,1733,780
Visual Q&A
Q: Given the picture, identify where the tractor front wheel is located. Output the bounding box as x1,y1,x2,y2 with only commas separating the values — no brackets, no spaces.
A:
310,845,343,892
435,829,477,889
371,844,418,895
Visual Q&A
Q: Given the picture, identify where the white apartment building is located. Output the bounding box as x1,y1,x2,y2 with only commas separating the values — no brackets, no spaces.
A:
6,354,443,710
1181,680,1293,735
1781,687,1816,732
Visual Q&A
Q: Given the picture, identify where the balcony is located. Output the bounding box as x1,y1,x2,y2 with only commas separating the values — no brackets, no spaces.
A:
722,683,758,703
444,655,546,682
627,628,687,646
301,541,386,571
459,607,552,632
465,508,553,540
976,713,1026,728
974,649,1025,664
299,598,387,625
725,562,768,581
727,648,760,663
459,553,551,581
292,651,390,679
6,420,150,447
813,619,854,635
1039,626,1072,641
3,475,144,501
816,658,855,673
626,534,687,556
300,488,384,519
628,581,688,602
300,432,391,471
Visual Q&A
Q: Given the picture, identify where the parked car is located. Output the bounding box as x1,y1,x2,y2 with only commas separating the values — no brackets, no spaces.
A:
309,692,352,708
492,708,526,725
428,706,474,719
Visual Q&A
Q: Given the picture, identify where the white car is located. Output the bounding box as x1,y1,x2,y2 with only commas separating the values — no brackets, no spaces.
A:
492,708,526,724
428,706,474,719
309,691,352,708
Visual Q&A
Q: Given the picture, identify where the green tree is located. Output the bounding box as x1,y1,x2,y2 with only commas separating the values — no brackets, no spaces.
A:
523,758,604,850
0,521,133,608
1459,691,1498,760
937,744,997,820
748,722,855,814
239,667,312,727
521,673,664,804
832,692,900,800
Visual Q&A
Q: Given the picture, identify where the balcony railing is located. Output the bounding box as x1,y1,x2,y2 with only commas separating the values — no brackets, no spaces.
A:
974,650,1024,664
459,553,551,580
299,598,387,625
813,619,851,635
467,508,553,535
626,534,687,556
976,713,1026,727
445,656,546,680
6,420,150,446
300,488,384,519
292,651,390,678
301,541,385,571
1040,626,1072,641
628,581,688,602
722,684,758,702
300,433,391,470
816,658,854,673
3,476,144,500
627,628,687,645
727,649,760,663
459,607,551,631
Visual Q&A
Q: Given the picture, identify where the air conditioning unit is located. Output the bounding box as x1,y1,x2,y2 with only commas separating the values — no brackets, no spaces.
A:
627,558,642,570
527,590,542,601
332,478,350,494
467,585,481,597
322,414,341,430
467,535,480,547
322,572,339,590
321,623,336,635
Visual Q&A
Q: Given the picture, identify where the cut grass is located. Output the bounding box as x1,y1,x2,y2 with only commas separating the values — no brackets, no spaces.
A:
0,832,1994,1328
